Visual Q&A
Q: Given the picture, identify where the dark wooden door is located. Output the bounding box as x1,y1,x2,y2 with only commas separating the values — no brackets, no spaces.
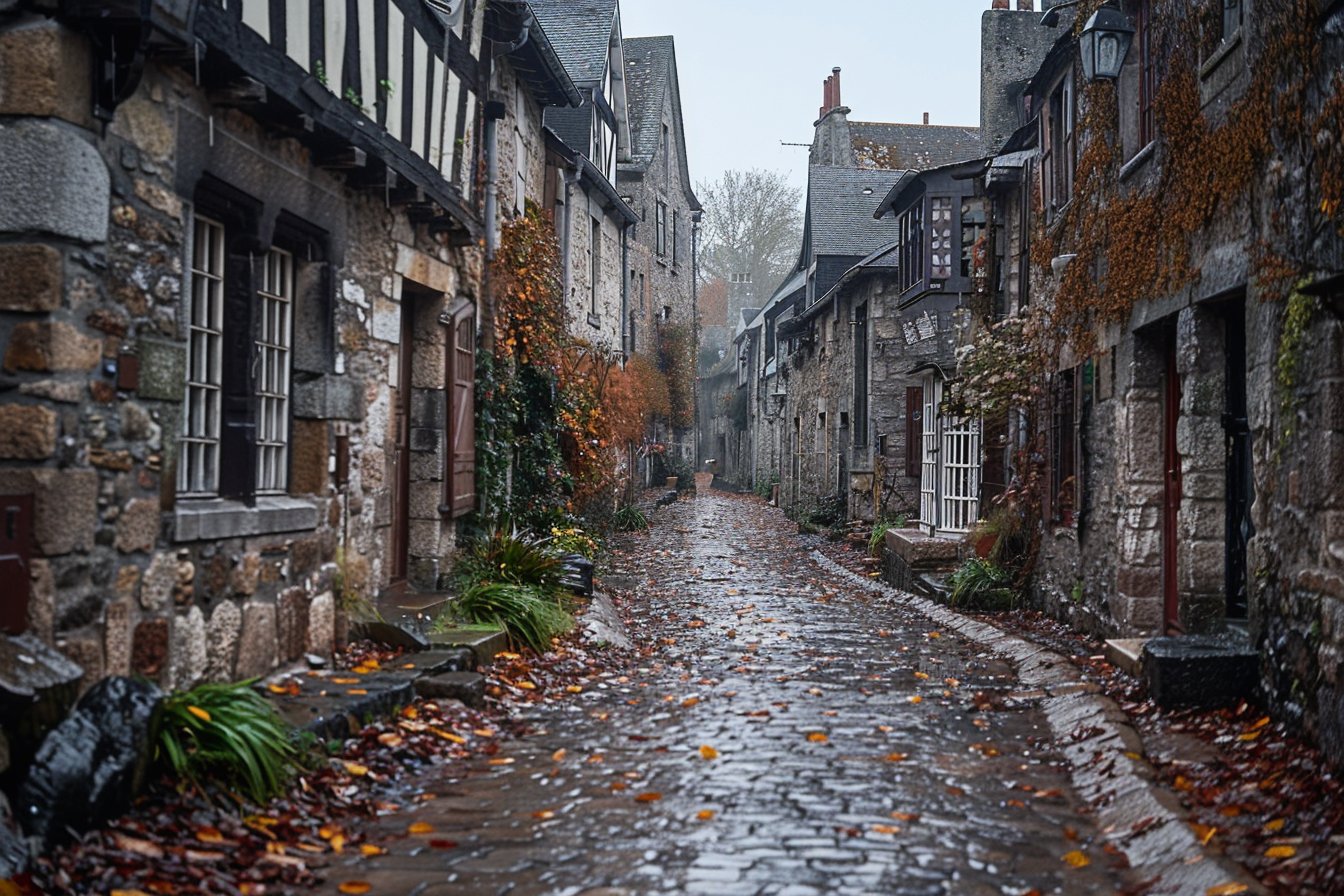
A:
1224,302,1253,619
389,299,414,584
0,495,33,635
1163,337,1183,633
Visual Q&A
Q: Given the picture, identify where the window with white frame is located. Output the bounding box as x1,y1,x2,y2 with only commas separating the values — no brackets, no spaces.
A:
917,374,982,535
180,212,299,499
181,215,225,496
255,248,294,494
655,201,668,256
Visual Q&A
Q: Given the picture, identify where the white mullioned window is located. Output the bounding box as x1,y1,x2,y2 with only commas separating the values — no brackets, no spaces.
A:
940,415,982,533
256,247,294,493
181,215,225,496
919,376,940,532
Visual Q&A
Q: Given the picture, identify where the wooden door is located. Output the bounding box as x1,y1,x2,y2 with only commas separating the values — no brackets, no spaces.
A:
1163,337,1183,632
389,299,414,584
0,495,33,635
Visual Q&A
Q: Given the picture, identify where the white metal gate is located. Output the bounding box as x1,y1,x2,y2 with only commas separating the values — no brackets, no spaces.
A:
918,374,981,535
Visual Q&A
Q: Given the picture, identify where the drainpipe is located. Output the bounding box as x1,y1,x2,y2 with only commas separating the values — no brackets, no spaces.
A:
691,209,702,465
481,100,505,356
621,221,631,362
560,165,580,310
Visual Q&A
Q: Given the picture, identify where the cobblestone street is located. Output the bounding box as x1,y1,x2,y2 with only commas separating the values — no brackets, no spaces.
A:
317,491,1134,895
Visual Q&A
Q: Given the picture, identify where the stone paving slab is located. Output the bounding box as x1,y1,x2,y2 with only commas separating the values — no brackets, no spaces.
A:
813,550,1266,896
311,494,1152,895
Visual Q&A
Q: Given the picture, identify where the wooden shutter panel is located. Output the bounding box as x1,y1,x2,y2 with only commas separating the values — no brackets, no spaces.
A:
905,386,923,478
448,309,476,517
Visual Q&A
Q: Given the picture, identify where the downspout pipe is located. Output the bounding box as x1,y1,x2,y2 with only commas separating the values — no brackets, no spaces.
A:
560,165,580,310
480,99,505,357
621,222,630,361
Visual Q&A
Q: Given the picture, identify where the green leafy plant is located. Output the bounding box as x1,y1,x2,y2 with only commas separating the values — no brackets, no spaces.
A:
456,525,565,595
947,556,1017,611
612,503,648,532
869,517,905,557
754,475,779,500
550,525,600,559
450,582,573,653
155,681,299,805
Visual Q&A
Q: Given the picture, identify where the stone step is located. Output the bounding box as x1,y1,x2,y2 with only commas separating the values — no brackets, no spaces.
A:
414,671,486,708
427,627,509,667
1142,632,1259,709
1103,638,1147,677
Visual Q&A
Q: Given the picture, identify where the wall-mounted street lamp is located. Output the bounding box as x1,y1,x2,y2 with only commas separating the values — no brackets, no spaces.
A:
1041,1,1135,82
1079,6,1135,80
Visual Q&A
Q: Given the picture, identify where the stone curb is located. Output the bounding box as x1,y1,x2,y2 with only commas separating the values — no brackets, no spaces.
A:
811,551,1265,895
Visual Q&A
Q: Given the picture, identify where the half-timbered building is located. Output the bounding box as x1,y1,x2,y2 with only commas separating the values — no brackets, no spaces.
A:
0,0,494,713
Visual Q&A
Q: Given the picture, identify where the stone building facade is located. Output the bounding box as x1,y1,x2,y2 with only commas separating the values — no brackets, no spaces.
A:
0,0,491,724
971,0,1344,764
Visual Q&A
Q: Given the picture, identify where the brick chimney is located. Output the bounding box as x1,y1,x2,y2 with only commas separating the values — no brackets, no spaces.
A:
992,0,1009,8
1018,0,1034,9
923,112,929,125
819,67,843,119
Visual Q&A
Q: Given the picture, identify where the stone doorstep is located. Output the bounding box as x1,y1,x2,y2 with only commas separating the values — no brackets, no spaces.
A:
428,627,509,666
262,647,481,741
884,527,961,568
1104,638,1148,678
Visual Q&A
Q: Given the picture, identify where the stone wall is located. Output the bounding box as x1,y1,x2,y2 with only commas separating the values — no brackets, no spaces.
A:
0,15,480,702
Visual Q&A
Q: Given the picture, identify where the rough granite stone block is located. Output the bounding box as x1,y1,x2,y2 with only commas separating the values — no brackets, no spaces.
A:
0,119,108,243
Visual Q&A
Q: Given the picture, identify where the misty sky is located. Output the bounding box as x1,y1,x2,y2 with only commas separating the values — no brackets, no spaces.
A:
618,0,992,201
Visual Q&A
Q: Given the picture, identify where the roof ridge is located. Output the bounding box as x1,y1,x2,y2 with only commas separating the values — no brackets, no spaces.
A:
853,120,980,130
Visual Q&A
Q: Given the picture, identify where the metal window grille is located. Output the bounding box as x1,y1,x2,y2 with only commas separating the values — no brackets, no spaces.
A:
940,415,982,533
256,247,294,494
919,377,940,532
180,215,225,496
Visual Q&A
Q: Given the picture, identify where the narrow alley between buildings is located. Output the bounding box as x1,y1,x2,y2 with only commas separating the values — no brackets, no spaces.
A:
315,490,1135,895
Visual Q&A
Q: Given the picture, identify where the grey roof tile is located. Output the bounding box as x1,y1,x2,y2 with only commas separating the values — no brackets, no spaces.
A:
527,0,617,86
850,121,982,170
807,166,903,258
622,35,673,170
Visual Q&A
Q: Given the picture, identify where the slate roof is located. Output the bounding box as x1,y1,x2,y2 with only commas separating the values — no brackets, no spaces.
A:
543,104,591,159
528,0,617,86
622,35,672,170
850,122,982,171
806,166,903,259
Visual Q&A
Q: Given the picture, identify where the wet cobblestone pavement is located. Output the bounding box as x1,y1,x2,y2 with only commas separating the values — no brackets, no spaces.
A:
318,492,1134,895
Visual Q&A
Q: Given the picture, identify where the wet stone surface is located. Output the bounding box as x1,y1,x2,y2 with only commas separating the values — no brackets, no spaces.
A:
319,493,1134,895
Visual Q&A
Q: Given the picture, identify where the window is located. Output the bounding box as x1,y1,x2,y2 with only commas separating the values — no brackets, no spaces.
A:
1050,366,1082,525
514,83,528,213
930,196,954,279
662,123,670,182
898,201,925,292
255,248,294,494
1138,0,1156,147
655,201,667,256
590,217,601,317
960,199,986,279
181,212,298,498
1041,70,1076,218
181,214,225,496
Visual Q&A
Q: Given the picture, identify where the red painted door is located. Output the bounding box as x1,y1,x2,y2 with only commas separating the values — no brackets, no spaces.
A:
1163,338,1183,633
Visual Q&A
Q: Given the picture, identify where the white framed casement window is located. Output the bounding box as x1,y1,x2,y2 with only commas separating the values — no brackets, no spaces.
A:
256,247,294,494
919,376,939,532
181,214,225,497
940,415,981,533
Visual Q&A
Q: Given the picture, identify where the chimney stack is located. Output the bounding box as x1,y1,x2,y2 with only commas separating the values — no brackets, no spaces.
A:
1017,0,1034,9
923,112,930,125
819,67,843,118
992,0,1009,8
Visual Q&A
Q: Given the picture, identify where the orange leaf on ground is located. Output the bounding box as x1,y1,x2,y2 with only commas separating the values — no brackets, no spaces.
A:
343,762,369,777
699,745,720,760
909,695,923,704
359,844,386,856
682,697,700,708
697,809,716,821
635,792,662,802
885,752,909,762
890,811,920,822
408,822,434,834
1265,845,1296,859
338,882,372,894
871,824,901,835
552,749,567,762
1062,850,1090,868
1205,885,1250,896
806,732,829,743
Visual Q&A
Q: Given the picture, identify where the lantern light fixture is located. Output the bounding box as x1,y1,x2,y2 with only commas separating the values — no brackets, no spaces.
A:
1079,5,1136,81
